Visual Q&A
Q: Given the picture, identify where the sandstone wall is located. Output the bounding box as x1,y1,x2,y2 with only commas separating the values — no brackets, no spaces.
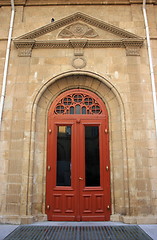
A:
0,2,157,224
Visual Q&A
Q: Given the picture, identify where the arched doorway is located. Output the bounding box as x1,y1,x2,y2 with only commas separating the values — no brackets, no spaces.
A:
46,89,111,221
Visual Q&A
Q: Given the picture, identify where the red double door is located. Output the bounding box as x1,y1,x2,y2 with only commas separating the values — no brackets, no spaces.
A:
46,116,111,221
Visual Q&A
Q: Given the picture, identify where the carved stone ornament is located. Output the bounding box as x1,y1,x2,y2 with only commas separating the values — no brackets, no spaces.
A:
58,23,98,38
69,40,87,68
14,12,144,57
72,57,87,69
123,39,143,56
18,48,33,57
14,40,35,57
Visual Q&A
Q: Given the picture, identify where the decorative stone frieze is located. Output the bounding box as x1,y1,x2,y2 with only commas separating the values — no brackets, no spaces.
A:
58,23,98,39
14,39,143,56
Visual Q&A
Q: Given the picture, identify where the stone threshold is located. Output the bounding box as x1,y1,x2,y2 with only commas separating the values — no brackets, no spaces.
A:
0,214,157,225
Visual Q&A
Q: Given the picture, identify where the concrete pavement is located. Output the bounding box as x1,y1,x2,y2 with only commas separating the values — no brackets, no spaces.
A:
0,225,18,240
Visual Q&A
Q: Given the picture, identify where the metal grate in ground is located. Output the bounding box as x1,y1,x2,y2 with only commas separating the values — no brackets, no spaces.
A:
4,225,153,240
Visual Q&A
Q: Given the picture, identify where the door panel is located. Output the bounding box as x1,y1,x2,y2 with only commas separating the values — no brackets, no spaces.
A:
46,120,78,221
79,120,110,221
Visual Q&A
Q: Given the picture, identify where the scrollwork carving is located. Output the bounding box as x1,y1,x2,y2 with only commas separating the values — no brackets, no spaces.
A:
18,48,33,57
125,46,141,56
58,23,98,38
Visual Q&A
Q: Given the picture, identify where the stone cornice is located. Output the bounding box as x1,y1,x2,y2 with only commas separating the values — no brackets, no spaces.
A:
14,39,143,49
14,39,35,48
1,0,157,6
14,38,143,57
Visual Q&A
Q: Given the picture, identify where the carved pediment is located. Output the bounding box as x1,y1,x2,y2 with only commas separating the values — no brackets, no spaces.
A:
14,12,143,57
15,12,140,40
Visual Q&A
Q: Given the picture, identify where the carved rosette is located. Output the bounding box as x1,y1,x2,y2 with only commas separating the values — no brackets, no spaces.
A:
58,23,98,38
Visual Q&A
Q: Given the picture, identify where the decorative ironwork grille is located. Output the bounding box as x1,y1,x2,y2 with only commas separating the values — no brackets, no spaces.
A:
54,93,102,115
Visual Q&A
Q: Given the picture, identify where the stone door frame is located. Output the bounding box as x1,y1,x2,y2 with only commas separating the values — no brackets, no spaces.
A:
24,70,129,223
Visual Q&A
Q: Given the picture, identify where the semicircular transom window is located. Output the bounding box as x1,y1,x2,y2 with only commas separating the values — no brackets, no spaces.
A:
54,91,102,115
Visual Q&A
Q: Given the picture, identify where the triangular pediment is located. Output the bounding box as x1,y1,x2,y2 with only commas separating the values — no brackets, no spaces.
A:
15,12,141,40
14,12,143,57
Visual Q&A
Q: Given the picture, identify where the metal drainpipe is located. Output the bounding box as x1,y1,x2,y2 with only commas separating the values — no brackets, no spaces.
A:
0,0,15,129
143,0,157,136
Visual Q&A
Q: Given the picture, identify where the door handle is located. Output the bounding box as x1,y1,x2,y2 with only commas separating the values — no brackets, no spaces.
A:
47,165,51,171
79,177,83,180
106,166,109,171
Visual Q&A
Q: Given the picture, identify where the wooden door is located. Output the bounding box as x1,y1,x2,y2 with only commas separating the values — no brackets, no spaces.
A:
46,89,111,221
79,119,110,221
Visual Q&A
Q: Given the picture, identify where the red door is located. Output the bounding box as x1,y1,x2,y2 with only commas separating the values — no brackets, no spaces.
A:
46,89,111,221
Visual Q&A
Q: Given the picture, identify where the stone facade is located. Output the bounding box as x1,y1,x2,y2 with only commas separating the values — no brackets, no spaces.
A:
0,0,157,224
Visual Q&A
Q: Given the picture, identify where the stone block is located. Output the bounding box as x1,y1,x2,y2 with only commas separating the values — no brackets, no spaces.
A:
21,216,34,224
48,83,60,96
136,216,157,225
6,204,20,215
6,194,21,204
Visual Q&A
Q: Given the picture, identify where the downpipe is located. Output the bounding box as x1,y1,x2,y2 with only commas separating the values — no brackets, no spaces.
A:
143,0,157,136
0,0,15,129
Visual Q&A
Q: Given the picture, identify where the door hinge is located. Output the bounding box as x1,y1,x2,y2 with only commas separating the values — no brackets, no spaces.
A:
48,129,52,133
107,205,110,210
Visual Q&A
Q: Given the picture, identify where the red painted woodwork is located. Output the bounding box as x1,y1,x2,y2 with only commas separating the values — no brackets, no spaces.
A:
46,89,111,221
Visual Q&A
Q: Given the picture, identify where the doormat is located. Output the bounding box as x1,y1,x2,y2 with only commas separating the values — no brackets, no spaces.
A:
4,225,152,240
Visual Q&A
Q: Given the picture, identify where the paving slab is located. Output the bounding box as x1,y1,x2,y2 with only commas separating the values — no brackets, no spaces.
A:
0,225,19,240
139,225,157,240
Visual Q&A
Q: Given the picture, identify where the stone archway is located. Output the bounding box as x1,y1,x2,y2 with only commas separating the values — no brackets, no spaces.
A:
29,72,128,222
